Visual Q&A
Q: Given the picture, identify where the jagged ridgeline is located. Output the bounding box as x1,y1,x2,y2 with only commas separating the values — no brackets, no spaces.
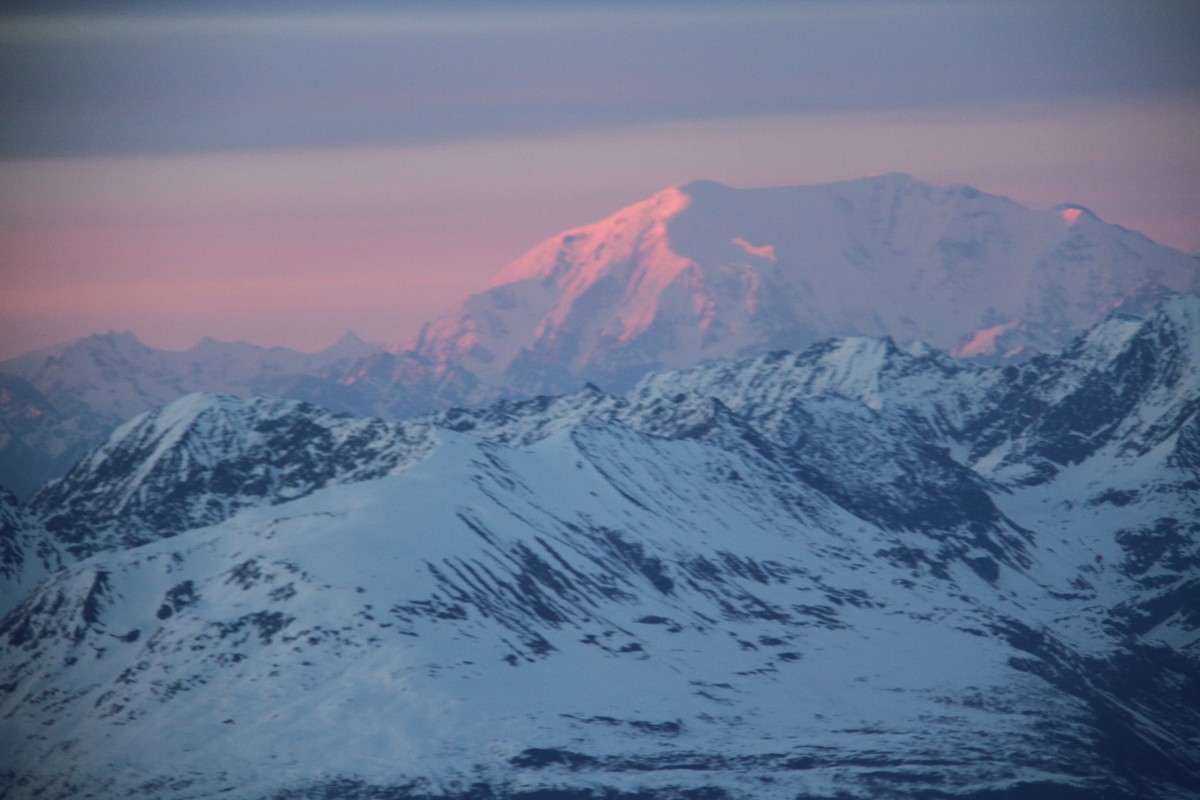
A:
2,297,1198,800
4,175,1199,500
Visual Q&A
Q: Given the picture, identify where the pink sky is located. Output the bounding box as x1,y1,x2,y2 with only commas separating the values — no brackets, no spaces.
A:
1,4,1198,360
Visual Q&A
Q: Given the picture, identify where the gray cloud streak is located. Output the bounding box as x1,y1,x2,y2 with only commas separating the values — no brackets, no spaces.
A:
2,1,1198,159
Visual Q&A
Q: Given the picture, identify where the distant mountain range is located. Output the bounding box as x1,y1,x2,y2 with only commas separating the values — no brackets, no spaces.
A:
3,175,1197,500
0,332,379,498
2,295,1198,799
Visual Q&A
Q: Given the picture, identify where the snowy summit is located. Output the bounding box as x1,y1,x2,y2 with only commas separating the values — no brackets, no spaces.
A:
401,174,1199,402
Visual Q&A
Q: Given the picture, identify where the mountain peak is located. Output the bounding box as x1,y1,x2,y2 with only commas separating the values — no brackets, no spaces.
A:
69,330,149,355
860,170,922,185
680,173,939,203
331,331,365,347
1060,290,1200,371
130,391,243,432
397,175,1199,405
90,329,142,344
28,392,435,557
1142,291,1200,361
1052,202,1101,226
676,178,732,196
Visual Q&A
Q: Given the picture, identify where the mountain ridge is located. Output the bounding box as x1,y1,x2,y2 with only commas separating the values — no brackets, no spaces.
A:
16,295,1196,565
0,331,384,499
2,297,1197,799
388,173,1199,408
4,175,1198,499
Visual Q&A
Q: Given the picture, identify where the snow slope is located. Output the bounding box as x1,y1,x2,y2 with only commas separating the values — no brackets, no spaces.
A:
1,298,1198,799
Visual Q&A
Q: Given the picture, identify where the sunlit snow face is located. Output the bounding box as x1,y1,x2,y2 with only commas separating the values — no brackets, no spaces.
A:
1061,208,1083,226
730,238,777,262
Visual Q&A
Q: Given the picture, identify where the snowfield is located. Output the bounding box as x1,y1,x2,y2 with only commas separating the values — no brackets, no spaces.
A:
2,297,1198,799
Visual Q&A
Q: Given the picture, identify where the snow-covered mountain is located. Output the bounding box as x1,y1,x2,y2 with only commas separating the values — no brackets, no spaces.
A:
395,173,1199,406
5,175,1197,500
0,332,381,498
27,394,435,563
2,296,1197,800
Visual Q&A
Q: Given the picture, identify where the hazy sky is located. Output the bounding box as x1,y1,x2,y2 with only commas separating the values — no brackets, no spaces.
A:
2,1,1198,358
